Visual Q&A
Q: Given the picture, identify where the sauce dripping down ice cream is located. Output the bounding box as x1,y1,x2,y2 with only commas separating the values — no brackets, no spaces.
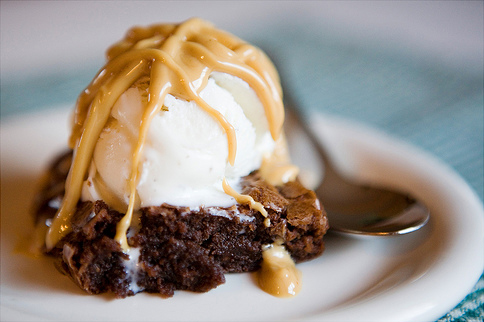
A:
44,18,301,296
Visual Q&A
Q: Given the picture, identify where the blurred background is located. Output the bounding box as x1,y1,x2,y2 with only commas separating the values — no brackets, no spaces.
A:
1,1,483,320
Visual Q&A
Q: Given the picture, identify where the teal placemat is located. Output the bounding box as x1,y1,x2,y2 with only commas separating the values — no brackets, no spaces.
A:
1,67,98,119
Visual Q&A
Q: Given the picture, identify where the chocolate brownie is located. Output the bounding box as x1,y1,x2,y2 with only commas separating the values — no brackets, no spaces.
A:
33,151,329,298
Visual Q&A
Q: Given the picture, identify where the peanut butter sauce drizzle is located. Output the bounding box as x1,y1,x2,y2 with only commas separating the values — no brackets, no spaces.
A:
46,18,286,251
257,240,302,297
222,179,270,227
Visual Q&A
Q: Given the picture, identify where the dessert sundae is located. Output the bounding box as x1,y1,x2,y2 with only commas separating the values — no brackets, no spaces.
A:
32,18,329,298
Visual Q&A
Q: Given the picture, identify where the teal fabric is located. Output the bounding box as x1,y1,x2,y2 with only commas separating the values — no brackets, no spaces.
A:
1,21,482,321
1,67,98,118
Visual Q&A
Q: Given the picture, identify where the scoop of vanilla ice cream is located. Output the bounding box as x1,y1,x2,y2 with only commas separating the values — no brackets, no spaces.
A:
81,72,276,209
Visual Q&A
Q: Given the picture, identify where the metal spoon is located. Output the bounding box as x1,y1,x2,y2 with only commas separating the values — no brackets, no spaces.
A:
282,82,430,236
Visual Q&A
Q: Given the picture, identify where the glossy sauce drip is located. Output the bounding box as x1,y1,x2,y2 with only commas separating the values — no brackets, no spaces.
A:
257,241,302,297
260,133,299,186
46,18,291,251
222,178,270,227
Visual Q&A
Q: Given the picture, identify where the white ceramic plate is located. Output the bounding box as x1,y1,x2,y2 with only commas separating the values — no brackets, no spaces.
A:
1,107,483,322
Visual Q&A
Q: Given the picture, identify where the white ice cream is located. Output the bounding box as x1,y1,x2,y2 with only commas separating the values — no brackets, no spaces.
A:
81,72,276,209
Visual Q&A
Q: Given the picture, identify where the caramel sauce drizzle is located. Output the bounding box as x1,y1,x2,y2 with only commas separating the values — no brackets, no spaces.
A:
46,18,290,252
222,178,270,227
257,241,302,297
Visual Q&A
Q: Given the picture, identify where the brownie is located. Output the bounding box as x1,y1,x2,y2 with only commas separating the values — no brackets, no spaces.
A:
32,151,329,298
